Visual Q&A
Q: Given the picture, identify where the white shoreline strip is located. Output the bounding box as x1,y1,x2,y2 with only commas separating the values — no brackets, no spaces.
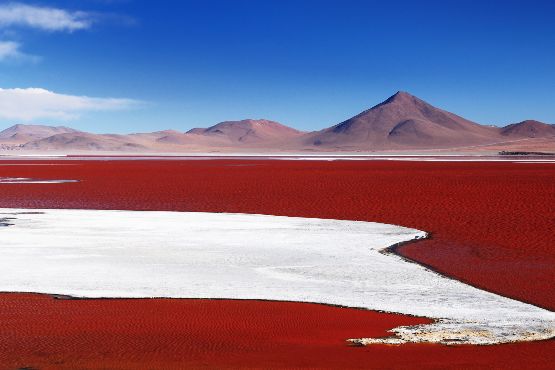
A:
0,208,553,345
0,177,78,184
1,154,554,162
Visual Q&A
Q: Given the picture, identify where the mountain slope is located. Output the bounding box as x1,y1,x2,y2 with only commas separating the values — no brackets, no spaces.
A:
22,132,148,151
500,120,555,138
3,94,555,153
187,119,303,145
302,92,500,150
0,124,79,145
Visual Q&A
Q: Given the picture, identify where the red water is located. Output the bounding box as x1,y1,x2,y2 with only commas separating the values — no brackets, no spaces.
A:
0,160,553,369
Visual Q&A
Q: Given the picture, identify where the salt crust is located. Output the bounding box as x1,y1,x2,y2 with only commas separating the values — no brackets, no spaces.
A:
0,208,553,345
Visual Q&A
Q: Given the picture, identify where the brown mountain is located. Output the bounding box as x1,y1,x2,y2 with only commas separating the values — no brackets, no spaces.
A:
302,92,500,150
0,124,79,145
14,120,303,152
187,119,303,145
500,120,555,138
155,132,230,148
3,93,555,153
22,132,148,151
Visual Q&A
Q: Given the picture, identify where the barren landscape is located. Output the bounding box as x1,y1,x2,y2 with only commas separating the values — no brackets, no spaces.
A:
1,1,554,368
1,92,554,154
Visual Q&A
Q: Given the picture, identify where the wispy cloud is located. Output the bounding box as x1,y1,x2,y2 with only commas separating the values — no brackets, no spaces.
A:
0,40,38,62
0,40,20,59
0,87,141,121
0,3,93,32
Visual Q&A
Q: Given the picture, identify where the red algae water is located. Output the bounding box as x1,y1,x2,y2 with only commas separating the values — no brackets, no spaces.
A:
0,159,553,369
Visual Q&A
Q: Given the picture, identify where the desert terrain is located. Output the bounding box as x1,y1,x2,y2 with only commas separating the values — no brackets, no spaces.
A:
1,92,554,155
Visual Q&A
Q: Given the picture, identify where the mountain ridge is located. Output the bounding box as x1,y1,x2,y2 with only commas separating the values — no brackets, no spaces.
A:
0,124,79,145
2,92,554,152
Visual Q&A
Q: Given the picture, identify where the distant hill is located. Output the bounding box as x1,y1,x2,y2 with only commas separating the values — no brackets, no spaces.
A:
22,132,148,151
187,119,304,145
500,120,555,138
0,124,78,145
2,93,555,153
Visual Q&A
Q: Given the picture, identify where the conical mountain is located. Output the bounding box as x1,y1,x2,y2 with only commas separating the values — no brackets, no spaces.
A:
303,92,499,150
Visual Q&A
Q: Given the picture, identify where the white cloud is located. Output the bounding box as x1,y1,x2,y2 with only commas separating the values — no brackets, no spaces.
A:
0,40,37,62
0,87,140,121
0,3,92,32
0,40,20,59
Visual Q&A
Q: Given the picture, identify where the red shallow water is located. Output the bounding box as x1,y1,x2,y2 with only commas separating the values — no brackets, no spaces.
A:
0,294,553,370
0,159,553,369
0,294,430,370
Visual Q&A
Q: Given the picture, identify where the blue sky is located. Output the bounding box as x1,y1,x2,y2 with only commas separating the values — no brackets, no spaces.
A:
0,0,554,133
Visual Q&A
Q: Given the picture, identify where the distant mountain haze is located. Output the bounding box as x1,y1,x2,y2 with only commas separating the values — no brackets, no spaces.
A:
2,92,554,152
0,124,79,145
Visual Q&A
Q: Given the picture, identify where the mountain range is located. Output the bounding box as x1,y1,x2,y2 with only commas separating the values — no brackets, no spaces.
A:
1,92,554,153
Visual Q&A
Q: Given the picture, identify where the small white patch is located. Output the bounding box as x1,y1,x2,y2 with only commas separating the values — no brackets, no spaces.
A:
0,177,77,183
0,208,553,345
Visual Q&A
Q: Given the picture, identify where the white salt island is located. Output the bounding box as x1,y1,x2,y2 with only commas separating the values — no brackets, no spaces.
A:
0,208,553,345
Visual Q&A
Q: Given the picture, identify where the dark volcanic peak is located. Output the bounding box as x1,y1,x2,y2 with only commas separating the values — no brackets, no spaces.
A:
350,91,424,115
373,90,417,107
305,91,499,149
500,120,555,138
